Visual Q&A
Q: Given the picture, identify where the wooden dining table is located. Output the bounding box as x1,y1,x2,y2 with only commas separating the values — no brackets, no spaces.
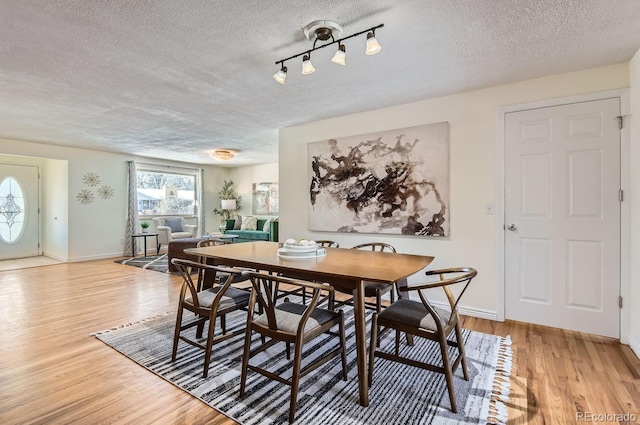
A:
184,241,434,407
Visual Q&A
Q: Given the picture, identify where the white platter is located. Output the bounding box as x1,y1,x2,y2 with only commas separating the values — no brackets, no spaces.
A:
277,247,326,259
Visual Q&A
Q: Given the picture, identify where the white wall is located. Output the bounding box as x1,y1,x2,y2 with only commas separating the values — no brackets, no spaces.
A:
201,166,230,234
629,51,640,357
43,158,69,260
229,163,279,217
279,63,629,320
0,137,233,260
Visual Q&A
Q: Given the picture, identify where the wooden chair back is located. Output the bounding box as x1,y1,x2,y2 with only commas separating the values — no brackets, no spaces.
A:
404,267,477,329
315,240,340,248
351,242,396,253
171,258,246,312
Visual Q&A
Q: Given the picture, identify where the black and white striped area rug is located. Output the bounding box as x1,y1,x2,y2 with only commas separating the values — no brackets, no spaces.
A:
114,254,169,273
94,308,512,424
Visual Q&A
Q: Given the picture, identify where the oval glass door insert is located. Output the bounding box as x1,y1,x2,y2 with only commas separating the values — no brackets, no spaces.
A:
0,177,26,243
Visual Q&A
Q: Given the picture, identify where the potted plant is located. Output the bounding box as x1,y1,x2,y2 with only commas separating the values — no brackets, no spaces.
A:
140,221,150,233
213,180,241,225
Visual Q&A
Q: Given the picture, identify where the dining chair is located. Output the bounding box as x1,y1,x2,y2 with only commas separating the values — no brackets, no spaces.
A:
275,239,340,304
171,258,250,378
239,272,348,424
325,242,398,346
368,267,478,413
329,242,397,328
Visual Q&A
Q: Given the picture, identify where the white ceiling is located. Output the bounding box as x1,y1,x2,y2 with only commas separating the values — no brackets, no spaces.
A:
1,0,640,166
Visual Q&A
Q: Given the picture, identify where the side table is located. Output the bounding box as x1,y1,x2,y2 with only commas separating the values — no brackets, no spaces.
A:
131,232,159,257
210,233,238,241
209,233,238,242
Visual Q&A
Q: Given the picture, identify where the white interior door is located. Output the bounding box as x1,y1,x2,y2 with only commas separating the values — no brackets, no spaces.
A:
0,163,40,260
504,98,620,338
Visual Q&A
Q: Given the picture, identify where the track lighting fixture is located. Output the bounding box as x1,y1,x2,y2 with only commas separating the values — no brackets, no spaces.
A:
274,21,383,85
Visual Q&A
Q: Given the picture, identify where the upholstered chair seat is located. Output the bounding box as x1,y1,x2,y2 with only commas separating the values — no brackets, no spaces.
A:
185,286,251,310
377,298,452,331
254,302,338,334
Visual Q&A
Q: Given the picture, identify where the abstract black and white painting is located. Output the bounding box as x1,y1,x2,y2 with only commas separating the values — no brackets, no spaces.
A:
308,122,449,236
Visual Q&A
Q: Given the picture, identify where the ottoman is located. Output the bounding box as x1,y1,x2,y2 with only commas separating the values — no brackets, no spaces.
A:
167,237,209,272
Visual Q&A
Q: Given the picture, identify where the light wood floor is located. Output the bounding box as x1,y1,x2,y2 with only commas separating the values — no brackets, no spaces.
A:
0,255,64,271
1,258,638,424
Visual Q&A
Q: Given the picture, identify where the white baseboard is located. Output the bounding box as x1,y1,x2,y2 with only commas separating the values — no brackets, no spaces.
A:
68,252,126,262
428,300,498,321
43,252,68,262
628,335,640,360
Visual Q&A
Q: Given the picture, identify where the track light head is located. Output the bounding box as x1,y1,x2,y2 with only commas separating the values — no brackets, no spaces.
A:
273,65,287,84
301,54,316,75
365,31,382,55
331,44,346,66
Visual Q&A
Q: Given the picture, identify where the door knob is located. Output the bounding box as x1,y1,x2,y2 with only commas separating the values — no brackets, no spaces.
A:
507,224,517,231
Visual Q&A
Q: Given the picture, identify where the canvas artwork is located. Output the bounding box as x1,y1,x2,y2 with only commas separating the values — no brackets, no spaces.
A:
308,122,450,236
252,182,279,215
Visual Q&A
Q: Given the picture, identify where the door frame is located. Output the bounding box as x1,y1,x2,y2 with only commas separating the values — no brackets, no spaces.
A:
496,89,630,342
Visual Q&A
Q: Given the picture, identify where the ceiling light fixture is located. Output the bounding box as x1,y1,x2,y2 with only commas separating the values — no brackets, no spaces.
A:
274,21,383,84
210,150,235,161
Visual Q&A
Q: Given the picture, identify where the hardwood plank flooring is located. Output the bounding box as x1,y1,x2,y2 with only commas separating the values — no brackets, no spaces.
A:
1,259,638,424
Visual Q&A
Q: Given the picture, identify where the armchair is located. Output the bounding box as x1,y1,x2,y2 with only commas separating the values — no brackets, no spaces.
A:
152,217,198,250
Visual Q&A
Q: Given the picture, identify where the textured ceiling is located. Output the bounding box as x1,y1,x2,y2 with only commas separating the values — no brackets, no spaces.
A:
1,0,640,166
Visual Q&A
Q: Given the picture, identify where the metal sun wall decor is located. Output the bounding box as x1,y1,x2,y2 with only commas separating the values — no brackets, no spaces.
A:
97,185,114,199
308,122,450,236
82,172,100,187
76,189,95,205
252,182,279,215
76,172,114,205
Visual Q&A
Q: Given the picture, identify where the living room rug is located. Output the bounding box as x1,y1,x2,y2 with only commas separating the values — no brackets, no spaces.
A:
93,308,512,425
114,254,169,273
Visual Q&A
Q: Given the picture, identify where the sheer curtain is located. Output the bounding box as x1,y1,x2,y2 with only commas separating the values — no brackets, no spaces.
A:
124,160,139,256
198,168,205,237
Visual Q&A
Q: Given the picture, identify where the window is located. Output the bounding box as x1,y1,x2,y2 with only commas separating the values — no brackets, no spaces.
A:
136,168,197,217
0,177,26,243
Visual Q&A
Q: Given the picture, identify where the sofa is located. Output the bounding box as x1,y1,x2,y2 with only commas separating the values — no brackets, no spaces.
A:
225,217,278,243
152,217,198,250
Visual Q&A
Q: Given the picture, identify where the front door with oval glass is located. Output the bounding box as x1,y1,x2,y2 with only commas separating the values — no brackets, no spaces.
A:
0,164,40,260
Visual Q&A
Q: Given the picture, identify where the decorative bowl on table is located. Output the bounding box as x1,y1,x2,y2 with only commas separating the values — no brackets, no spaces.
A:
278,238,325,258
282,238,317,251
